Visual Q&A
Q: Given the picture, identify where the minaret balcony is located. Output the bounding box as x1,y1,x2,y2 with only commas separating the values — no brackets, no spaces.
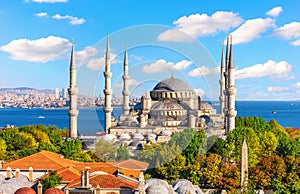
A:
122,91,130,96
104,72,112,78
227,87,236,95
104,107,113,113
103,89,112,95
68,109,79,116
122,75,130,80
68,88,78,95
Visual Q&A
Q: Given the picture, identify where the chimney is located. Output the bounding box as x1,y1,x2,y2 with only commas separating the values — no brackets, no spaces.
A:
15,168,20,178
6,167,11,179
85,167,90,188
95,185,101,194
37,181,43,194
80,170,85,187
29,167,33,181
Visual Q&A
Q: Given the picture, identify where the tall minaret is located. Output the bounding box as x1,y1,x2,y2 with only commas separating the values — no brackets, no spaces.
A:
226,35,237,133
122,45,130,115
103,35,113,133
224,36,230,131
219,43,225,119
68,40,79,138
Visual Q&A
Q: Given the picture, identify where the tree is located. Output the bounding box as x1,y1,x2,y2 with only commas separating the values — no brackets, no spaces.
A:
68,152,93,162
38,142,57,152
95,139,118,162
258,131,278,158
156,154,186,183
59,139,82,158
41,170,62,191
116,145,130,161
250,155,286,190
0,138,7,160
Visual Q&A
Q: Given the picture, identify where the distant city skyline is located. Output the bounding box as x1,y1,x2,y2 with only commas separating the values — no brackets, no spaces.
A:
0,0,300,101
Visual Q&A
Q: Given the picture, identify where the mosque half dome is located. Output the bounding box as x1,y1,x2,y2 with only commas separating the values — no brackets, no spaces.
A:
152,77,192,92
14,187,36,194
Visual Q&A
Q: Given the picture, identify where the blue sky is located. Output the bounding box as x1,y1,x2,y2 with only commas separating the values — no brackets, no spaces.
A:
0,0,300,101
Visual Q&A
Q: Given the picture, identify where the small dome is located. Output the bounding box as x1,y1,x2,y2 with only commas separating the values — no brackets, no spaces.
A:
103,134,117,142
119,133,131,140
146,133,157,141
44,188,64,194
172,179,200,194
200,102,213,110
129,141,143,148
14,187,36,194
132,133,144,141
151,100,183,110
125,115,137,122
159,130,172,136
146,185,169,194
153,77,192,92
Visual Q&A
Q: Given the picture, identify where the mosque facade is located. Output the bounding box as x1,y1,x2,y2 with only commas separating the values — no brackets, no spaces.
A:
102,35,236,140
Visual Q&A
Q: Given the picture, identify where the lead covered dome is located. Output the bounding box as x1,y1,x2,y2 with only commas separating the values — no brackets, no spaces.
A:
153,77,192,92
150,77,197,101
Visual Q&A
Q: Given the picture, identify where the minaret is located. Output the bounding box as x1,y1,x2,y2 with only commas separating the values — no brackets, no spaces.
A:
103,35,113,133
226,35,237,133
122,45,130,115
224,36,230,131
241,140,248,192
219,43,225,119
68,40,79,138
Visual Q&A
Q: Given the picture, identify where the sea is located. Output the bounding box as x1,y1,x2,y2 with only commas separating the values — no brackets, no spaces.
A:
0,101,299,135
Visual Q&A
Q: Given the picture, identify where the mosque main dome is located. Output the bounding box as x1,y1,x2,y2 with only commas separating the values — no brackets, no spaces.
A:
153,77,192,92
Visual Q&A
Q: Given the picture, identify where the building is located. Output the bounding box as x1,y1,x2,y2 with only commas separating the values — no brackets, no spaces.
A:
103,35,236,140
0,151,143,193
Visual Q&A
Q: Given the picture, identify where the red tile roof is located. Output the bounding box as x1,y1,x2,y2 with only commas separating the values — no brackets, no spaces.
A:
3,151,77,170
110,159,149,171
66,174,138,189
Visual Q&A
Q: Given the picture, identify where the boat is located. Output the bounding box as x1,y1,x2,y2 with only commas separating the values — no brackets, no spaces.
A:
37,115,45,119
272,110,277,114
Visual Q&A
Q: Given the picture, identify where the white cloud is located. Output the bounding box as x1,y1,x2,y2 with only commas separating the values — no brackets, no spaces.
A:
142,59,192,73
188,66,219,77
86,53,117,71
273,22,300,46
115,79,140,89
231,18,275,44
267,86,290,93
75,46,98,65
266,6,283,17
0,36,70,63
52,14,85,25
194,88,206,97
235,60,292,79
35,12,48,17
29,0,68,3
158,11,243,42
296,82,300,88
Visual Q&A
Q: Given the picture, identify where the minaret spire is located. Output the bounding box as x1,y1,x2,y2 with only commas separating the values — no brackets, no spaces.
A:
103,35,113,133
68,39,79,138
122,44,130,115
219,42,225,119
226,35,236,133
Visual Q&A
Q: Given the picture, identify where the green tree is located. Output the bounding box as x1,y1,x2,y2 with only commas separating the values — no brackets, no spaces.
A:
38,142,57,152
68,152,93,162
156,154,186,183
0,138,7,160
116,145,130,161
59,139,82,158
95,139,118,162
41,170,62,191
